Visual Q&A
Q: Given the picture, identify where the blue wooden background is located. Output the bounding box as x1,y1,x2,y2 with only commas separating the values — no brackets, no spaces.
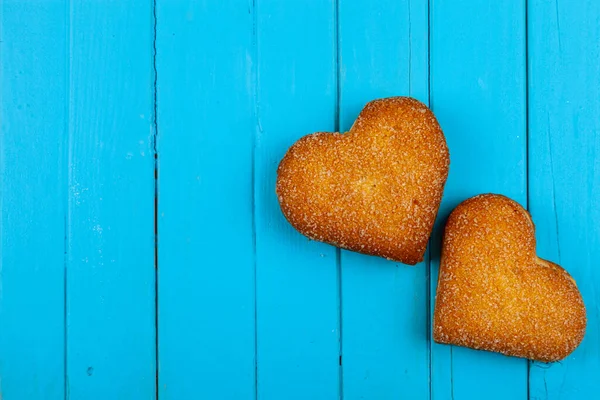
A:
0,0,598,399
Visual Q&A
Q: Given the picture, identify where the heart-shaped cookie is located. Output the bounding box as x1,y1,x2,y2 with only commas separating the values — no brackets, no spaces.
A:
433,194,586,362
276,97,449,265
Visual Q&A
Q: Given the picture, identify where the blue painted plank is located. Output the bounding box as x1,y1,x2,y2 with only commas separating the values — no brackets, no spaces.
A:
429,1,527,399
528,1,600,399
156,1,256,398
338,0,430,399
66,2,156,399
0,2,67,399
255,1,339,399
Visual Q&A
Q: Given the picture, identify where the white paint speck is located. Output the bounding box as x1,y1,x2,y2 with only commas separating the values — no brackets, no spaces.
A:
477,77,488,90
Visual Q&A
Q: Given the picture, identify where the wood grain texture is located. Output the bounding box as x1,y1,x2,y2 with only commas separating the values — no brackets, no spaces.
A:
156,1,256,398
338,1,430,398
528,0,600,398
2,0,600,399
429,0,528,398
0,2,67,399
255,1,340,399
65,2,156,398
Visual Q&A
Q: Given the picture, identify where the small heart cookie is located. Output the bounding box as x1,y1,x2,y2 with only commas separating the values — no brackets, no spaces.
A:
276,97,449,265
433,194,586,362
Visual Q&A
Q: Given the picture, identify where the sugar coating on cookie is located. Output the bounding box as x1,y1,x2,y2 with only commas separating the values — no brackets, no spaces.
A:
276,97,450,265
433,194,586,362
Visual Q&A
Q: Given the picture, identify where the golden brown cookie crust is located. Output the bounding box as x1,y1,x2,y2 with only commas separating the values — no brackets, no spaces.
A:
433,194,586,362
276,97,449,265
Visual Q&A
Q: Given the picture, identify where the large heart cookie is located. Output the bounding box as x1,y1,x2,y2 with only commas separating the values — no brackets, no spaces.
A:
276,97,449,265
433,194,586,362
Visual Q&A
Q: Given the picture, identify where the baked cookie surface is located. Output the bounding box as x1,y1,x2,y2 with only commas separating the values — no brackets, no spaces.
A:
276,97,449,265
433,194,586,362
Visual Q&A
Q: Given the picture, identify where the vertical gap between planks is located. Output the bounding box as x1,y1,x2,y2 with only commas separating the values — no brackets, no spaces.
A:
251,0,259,398
64,0,73,398
334,0,343,398
408,0,412,95
428,0,454,396
152,0,159,398
426,247,432,400
426,0,432,398
427,0,434,398
524,1,530,209
524,0,531,397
